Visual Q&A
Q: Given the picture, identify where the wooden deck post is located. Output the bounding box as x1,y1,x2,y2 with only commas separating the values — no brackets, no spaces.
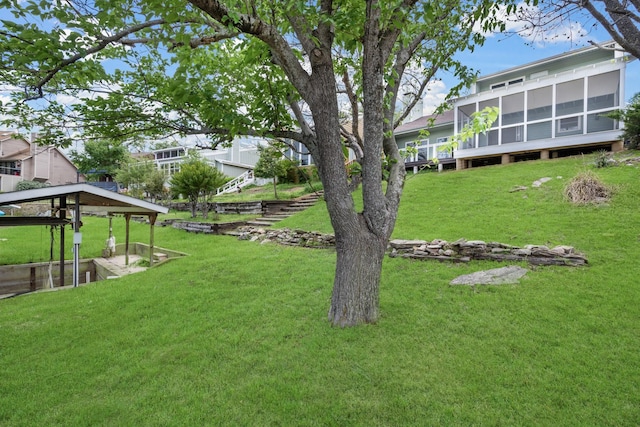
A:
125,213,131,266
149,213,157,267
59,197,66,287
73,193,81,287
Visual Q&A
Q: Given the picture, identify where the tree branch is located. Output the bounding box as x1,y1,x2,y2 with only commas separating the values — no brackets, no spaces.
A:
187,0,313,99
27,19,167,100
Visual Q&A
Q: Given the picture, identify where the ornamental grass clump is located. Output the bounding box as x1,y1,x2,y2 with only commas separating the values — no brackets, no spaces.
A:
564,170,611,204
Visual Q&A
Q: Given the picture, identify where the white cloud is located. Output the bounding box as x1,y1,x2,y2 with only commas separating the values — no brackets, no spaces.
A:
422,80,448,115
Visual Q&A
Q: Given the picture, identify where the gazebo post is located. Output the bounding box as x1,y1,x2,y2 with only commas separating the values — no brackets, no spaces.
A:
59,197,66,287
73,193,81,287
124,213,131,266
149,213,157,267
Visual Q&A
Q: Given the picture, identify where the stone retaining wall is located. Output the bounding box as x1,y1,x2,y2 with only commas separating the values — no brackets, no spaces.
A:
388,238,587,266
167,200,295,215
170,220,248,234
236,226,335,248
234,227,587,266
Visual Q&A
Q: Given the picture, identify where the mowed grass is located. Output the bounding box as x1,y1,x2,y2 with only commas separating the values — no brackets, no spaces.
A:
1,152,640,425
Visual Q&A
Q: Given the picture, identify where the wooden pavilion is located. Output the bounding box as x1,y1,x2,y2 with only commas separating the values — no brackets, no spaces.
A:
0,183,168,287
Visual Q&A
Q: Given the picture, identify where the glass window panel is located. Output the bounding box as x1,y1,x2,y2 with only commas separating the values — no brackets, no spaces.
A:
502,125,524,144
527,86,552,120
527,121,552,140
502,92,525,125
588,71,620,111
417,146,429,161
556,116,583,136
480,98,499,128
556,79,584,116
587,112,617,133
458,104,476,148
478,129,499,147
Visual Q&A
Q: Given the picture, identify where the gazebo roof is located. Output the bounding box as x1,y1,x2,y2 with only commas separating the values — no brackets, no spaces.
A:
0,183,167,226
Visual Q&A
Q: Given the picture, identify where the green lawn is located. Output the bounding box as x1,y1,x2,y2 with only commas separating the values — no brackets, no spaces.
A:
1,152,639,425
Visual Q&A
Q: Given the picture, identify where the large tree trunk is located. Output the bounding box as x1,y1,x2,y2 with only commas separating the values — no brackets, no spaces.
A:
328,218,388,326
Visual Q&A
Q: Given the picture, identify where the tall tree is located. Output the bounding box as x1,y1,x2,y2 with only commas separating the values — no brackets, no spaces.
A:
115,158,158,199
0,0,501,326
170,153,227,218
254,145,287,199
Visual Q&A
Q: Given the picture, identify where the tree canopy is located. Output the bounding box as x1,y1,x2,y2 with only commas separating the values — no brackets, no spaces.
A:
69,140,129,179
0,0,504,326
608,92,640,148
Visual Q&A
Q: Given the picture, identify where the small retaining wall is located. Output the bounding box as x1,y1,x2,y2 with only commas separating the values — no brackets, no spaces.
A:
113,242,187,260
215,201,263,214
388,238,587,266
233,227,588,266
0,260,96,295
168,200,297,215
171,221,248,234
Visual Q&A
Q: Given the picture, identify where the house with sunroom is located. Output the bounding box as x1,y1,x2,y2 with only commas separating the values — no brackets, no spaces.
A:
395,41,631,171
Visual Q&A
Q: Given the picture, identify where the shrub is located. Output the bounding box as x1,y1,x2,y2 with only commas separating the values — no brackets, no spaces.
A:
16,180,47,191
280,159,301,183
564,170,611,204
607,92,640,149
593,150,614,168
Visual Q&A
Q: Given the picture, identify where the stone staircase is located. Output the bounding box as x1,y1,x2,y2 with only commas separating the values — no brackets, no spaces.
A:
244,191,324,227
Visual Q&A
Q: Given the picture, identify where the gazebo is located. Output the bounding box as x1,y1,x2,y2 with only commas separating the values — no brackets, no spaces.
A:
0,183,168,287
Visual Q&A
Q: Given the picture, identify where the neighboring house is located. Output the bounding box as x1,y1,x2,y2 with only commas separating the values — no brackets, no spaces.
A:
153,137,265,179
395,42,631,171
0,131,83,192
284,140,314,166
153,136,316,179
394,109,457,173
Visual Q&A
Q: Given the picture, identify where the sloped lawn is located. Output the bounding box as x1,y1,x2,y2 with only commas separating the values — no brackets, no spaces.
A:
1,152,639,425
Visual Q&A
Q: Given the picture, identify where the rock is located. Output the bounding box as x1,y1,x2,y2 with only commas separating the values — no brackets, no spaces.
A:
512,249,532,256
551,245,574,255
464,240,487,247
532,177,552,187
491,248,512,253
389,239,428,249
450,266,529,286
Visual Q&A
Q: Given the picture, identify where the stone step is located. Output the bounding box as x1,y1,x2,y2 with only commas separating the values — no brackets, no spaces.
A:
153,252,168,261
246,220,273,227
256,217,285,222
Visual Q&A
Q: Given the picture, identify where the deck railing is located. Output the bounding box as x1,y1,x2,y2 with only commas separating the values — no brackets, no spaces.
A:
216,170,255,195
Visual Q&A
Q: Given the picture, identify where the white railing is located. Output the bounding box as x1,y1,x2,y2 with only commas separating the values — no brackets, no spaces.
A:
216,170,255,195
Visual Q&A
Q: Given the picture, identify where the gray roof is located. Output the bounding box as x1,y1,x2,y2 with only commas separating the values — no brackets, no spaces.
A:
395,109,454,135
0,183,168,216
